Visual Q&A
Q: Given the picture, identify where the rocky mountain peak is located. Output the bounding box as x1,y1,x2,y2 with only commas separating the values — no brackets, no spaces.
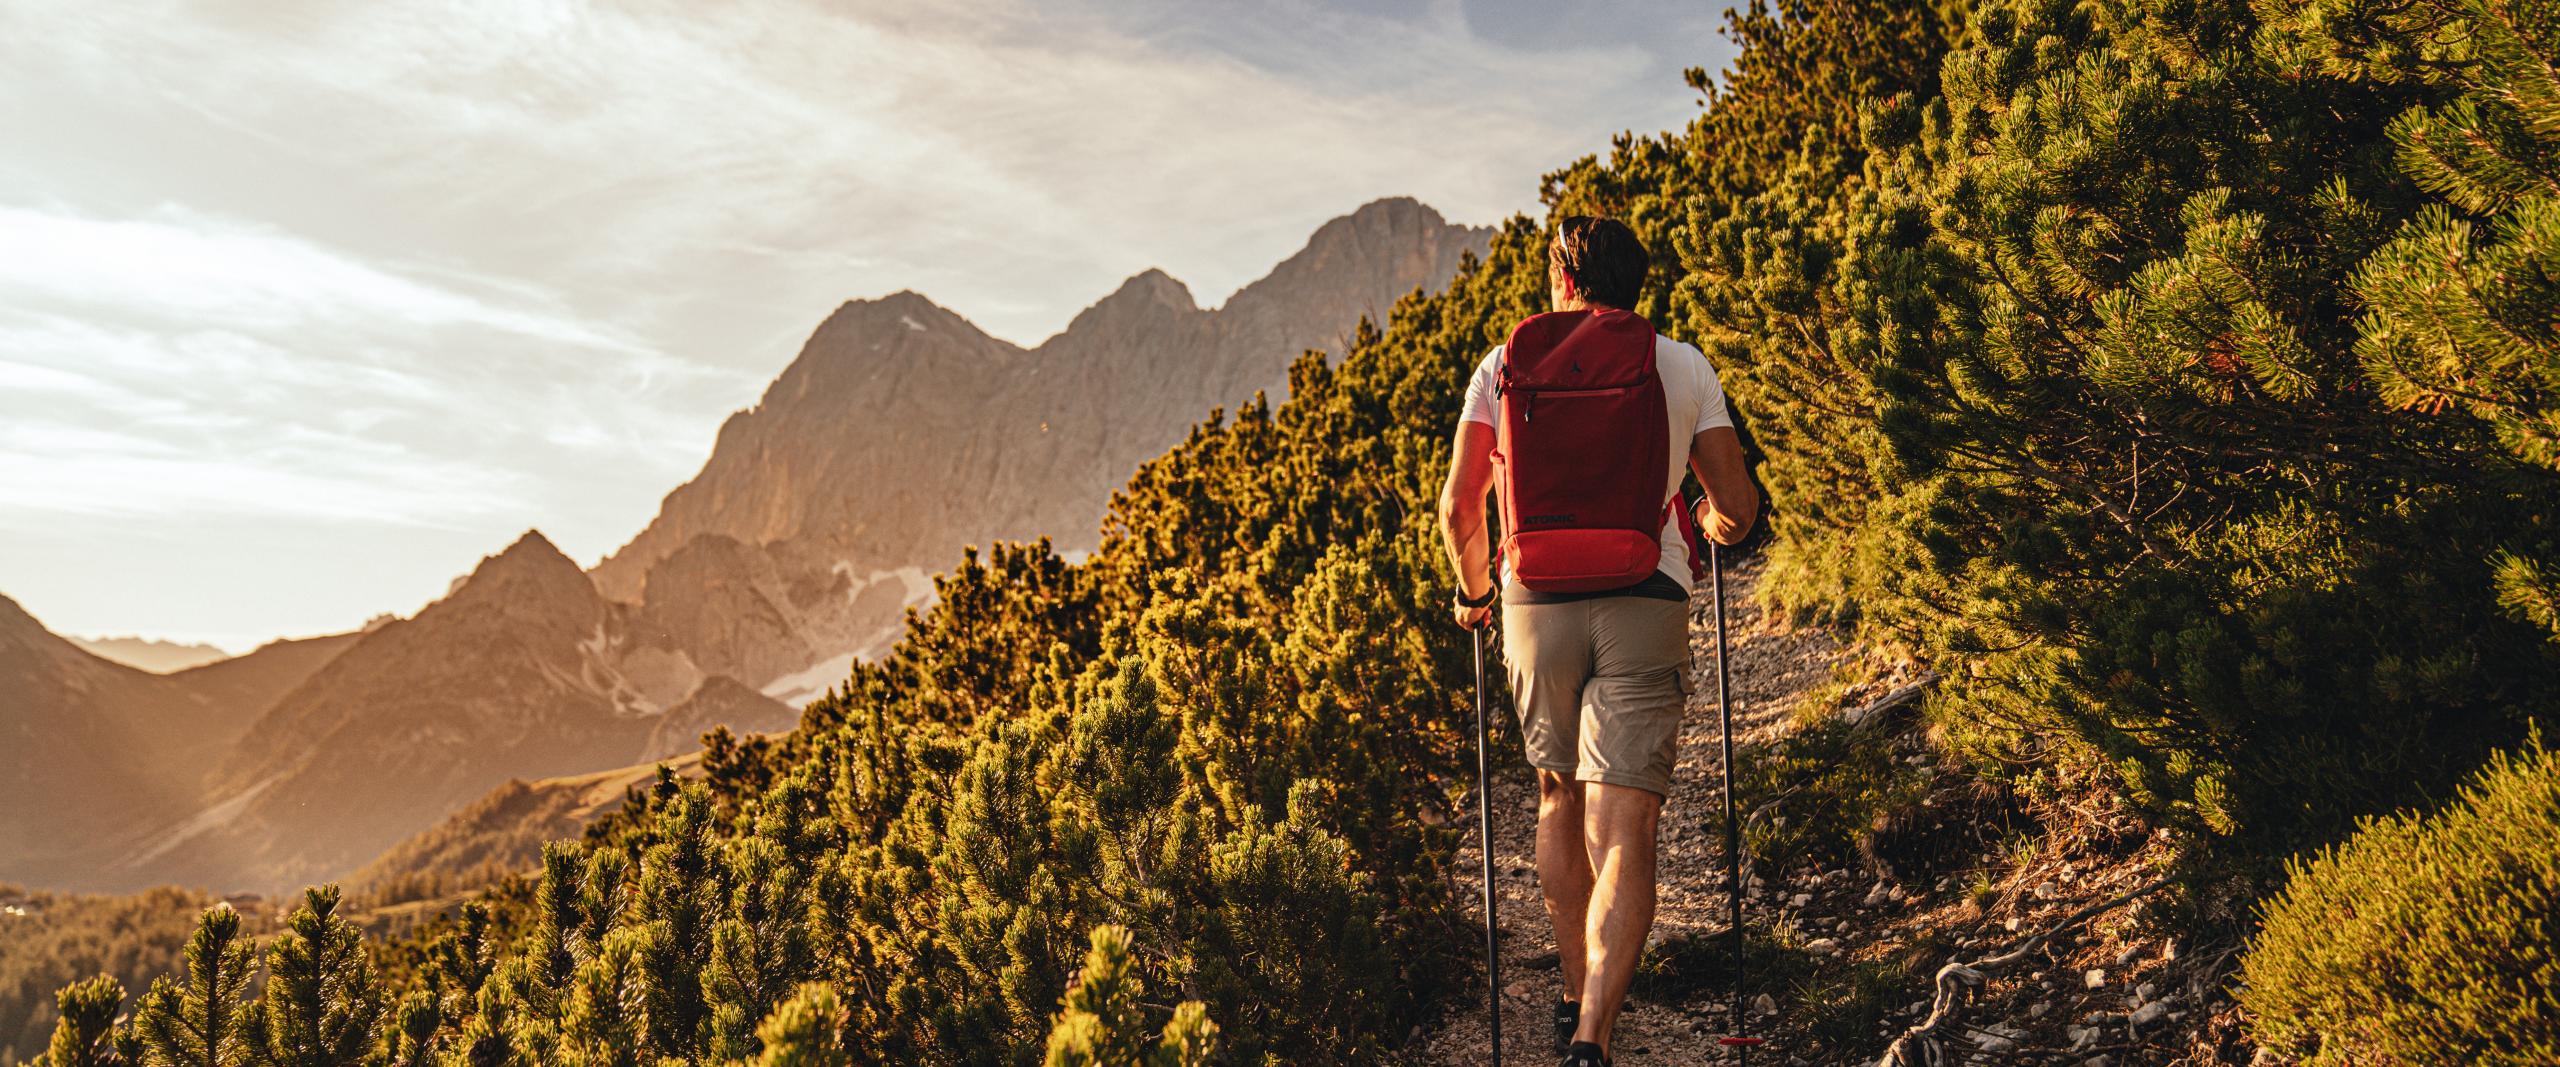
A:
1296,197,1453,255
487,528,576,571
449,530,592,605
1216,199,1490,357
1347,194,1444,227
1055,267,1202,340
815,289,984,344
1108,268,1196,308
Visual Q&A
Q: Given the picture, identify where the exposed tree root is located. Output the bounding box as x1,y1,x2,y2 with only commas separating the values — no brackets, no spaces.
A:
1840,672,1938,731
1873,872,2178,1067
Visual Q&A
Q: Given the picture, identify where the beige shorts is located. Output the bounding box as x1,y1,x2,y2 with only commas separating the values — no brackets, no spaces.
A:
1501,592,1691,796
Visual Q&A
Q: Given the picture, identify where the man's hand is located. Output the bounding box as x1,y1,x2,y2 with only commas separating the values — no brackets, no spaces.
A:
1454,601,1494,630
1694,497,1754,546
1687,425,1760,545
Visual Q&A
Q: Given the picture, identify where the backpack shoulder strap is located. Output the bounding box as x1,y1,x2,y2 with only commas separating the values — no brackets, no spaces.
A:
1672,493,1709,583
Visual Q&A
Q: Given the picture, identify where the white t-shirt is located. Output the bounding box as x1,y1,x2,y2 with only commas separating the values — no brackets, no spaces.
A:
1458,335,1734,591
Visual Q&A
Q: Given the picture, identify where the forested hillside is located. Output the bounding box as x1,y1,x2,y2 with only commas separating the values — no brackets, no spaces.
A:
25,0,2558,1063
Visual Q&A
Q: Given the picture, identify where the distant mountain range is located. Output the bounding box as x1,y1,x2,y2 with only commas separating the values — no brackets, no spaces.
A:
0,601,358,887
67,635,233,674
109,532,806,892
0,198,1489,894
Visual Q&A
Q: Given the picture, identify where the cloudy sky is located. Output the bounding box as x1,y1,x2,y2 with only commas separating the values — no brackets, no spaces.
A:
0,0,1733,652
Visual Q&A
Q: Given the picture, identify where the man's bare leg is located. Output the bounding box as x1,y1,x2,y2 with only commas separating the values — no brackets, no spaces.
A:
1536,769,1595,1004
1573,780,1663,1051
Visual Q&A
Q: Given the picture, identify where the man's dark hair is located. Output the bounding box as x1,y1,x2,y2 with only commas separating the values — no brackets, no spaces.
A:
1551,216,1649,310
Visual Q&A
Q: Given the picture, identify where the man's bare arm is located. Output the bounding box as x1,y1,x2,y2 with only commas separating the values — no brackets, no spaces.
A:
1688,426,1760,545
1439,421,1499,603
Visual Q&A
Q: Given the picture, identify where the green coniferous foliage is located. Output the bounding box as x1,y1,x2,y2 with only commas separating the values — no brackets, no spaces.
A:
823,540,1104,733
629,788,718,1060
1263,539,1467,873
425,904,495,1019
2239,741,2560,1064
36,976,128,1067
1687,0,2560,868
381,983,437,1067
746,984,851,1067
552,926,656,1067
0,886,212,1066
133,905,255,1067
1057,666,1187,911
916,720,1088,1062
1191,786,1393,1061
526,844,627,994
1661,0,1962,627
243,886,384,1067
699,728,775,800
2267,0,2560,641
699,839,816,1061
455,956,560,1067
1038,926,1216,1067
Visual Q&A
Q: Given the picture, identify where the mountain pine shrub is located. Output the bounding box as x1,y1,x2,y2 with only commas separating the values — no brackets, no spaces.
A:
33,976,130,1067
2267,0,2560,643
132,904,255,1067
2239,741,2560,1064
1685,0,2560,871
1037,926,1215,1067
242,887,385,1067
746,984,851,1067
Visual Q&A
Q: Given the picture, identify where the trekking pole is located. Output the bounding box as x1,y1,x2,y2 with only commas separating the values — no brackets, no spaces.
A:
1711,543,1764,1063
1472,624,1504,1066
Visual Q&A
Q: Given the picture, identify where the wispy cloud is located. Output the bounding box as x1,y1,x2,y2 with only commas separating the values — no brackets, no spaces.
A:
0,206,761,530
0,204,643,350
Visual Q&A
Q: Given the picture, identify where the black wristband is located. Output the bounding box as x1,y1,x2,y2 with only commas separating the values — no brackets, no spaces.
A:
1455,584,1498,610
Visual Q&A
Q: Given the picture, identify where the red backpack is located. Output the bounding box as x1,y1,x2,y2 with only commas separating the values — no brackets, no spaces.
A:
1493,308,1681,592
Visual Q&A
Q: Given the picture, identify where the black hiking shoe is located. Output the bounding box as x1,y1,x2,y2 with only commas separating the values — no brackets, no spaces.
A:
1561,1039,1610,1067
1552,1000,1580,1055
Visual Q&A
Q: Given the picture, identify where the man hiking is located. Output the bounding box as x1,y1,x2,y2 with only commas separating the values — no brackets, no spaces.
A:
1439,215,1759,1066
